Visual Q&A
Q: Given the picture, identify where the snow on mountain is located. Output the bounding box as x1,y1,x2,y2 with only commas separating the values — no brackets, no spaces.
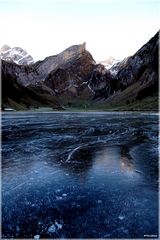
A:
109,57,130,76
97,56,119,70
0,45,34,65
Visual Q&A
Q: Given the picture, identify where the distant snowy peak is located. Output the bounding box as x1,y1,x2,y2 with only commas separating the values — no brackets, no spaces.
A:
109,56,130,76
0,45,11,52
0,45,34,65
97,56,119,70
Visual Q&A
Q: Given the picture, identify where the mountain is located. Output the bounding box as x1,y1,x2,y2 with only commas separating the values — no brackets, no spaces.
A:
1,61,62,110
1,32,159,111
109,57,130,76
91,32,159,110
44,43,96,102
0,45,34,65
1,43,97,109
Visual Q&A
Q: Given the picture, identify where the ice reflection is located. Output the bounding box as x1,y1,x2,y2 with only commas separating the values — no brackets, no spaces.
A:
121,156,134,172
87,145,143,186
91,146,135,175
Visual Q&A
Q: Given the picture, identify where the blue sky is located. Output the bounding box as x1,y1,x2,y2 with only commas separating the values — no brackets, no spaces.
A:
0,0,159,61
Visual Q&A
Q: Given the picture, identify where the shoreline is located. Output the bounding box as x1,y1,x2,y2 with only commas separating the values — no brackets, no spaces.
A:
1,110,159,115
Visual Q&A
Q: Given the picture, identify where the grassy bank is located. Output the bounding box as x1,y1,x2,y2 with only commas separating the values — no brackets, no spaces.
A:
3,94,158,112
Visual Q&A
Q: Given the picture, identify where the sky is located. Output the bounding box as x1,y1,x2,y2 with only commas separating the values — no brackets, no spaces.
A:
0,0,159,62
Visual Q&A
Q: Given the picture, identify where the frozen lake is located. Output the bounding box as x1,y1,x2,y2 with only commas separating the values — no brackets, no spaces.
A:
2,112,159,238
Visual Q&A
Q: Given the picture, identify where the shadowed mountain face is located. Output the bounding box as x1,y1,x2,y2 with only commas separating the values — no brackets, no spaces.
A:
1,33,159,110
93,32,159,106
1,61,62,110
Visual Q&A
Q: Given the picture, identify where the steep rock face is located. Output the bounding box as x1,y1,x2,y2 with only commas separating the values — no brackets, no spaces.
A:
44,48,96,98
89,64,117,99
1,60,62,110
0,45,34,65
116,33,158,89
93,32,159,103
89,64,107,91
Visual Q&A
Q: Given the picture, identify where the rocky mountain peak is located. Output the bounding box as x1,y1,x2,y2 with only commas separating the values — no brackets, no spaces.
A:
61,42,87,60
0,45,34,65
0,45,11,53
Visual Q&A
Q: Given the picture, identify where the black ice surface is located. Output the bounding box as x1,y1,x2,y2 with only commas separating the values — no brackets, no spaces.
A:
2,112,159,238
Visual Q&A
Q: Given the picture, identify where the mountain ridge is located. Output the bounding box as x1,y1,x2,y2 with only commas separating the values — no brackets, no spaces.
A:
1,32,159,111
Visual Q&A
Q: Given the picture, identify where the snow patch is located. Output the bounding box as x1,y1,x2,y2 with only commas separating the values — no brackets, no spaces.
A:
56,189,61,193
88,84,95,93
48,224,56,233
34,235,40,239
109,69,118,76
55,221,63,230
48,221,63,233
118,215,125,220
56,196,63,200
